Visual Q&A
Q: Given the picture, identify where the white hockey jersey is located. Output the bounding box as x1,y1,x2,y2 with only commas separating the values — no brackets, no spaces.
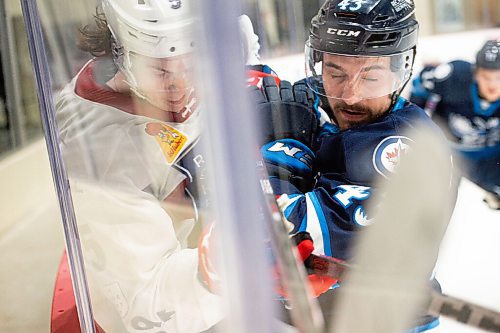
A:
55,58,223,333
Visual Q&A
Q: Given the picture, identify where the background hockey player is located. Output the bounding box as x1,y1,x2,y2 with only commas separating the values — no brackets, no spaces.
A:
55,1,224,332
411,39,500,210
253,0,456,330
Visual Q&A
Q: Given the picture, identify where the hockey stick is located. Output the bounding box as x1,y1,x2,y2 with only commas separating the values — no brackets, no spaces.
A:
258,160,326,333
258,124,462,333
308,253,500,332
234,14,325,333
328,125,454,333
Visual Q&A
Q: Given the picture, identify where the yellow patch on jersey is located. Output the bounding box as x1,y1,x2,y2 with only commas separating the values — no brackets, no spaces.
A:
145,122,187,164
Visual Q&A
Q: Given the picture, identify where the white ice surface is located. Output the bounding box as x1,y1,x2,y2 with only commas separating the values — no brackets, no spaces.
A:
433,178,500,333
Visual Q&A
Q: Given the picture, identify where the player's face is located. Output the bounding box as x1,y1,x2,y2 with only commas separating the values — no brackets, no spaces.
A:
132,53,195,113
476,68,500,102
322,54,393,130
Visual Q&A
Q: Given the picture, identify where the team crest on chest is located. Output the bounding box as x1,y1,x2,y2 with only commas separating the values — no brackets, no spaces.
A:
145,122,187,164
372,136,413,178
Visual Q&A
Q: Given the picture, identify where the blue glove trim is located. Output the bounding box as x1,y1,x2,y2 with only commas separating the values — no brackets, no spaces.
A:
261,139,315,177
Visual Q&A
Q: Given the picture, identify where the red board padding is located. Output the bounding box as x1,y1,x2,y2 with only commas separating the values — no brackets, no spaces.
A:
51,252,105,333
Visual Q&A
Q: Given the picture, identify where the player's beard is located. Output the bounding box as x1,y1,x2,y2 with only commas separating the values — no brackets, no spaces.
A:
330,99,389,131
330,100,380,130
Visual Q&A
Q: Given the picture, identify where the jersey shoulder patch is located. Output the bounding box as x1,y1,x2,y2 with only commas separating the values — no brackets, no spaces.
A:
372,136,414,178
337,107,428,183
433,63,453,81
145,122,188,165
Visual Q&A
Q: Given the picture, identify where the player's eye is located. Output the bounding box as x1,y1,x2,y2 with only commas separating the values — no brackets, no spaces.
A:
150,67,165,76
327,70,347,80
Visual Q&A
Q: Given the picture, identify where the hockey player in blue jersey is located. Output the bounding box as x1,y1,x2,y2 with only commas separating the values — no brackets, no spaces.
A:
411,39,500,209
252,0,455,331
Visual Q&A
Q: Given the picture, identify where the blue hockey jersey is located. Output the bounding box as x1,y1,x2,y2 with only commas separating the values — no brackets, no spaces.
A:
267,95,452,333
272,99,449,261
410,60,500,195
411,60,500,149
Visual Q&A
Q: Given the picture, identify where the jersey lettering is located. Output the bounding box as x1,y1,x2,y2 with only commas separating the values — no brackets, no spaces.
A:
354,205,374,226
333,185,371,208
193,154,205,168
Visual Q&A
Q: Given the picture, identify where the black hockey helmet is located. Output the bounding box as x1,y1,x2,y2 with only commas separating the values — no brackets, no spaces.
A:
306,0,419,102
309,0,418,56
476,39,500,70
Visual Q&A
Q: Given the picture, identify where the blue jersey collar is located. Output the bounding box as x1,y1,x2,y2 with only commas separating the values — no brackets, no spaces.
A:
471,83,500,117
391,96,407,113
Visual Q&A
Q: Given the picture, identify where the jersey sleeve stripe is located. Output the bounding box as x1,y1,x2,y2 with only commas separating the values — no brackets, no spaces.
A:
282,194,302,218
306,192,332,257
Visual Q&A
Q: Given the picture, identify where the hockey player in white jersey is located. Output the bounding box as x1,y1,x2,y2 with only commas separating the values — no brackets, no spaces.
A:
55,1,224,332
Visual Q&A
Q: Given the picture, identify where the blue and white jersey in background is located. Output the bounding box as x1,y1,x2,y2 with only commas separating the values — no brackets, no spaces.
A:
411,60,500,195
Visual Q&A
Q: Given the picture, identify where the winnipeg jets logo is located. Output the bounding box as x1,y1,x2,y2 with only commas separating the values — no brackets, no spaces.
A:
372,136,413,178
169,0,181,9
337,0,366,11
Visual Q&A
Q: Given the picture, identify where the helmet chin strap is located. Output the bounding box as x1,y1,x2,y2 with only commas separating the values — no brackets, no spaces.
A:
388,76,410,112
389,48,416,111
111,37,144,99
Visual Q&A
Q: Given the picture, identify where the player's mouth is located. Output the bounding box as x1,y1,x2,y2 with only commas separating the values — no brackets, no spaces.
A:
338,108,366,121
167,97,185,106
166,94,186,106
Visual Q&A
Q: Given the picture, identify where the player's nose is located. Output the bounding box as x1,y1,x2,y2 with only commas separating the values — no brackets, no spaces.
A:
162,77,186,95
339,83,363,105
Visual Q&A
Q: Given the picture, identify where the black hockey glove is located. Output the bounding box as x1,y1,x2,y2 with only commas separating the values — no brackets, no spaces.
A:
250,76,318,146
249,76,319,192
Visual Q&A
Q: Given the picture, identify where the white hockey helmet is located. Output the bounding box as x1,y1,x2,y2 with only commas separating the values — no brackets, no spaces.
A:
102,0,196,86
